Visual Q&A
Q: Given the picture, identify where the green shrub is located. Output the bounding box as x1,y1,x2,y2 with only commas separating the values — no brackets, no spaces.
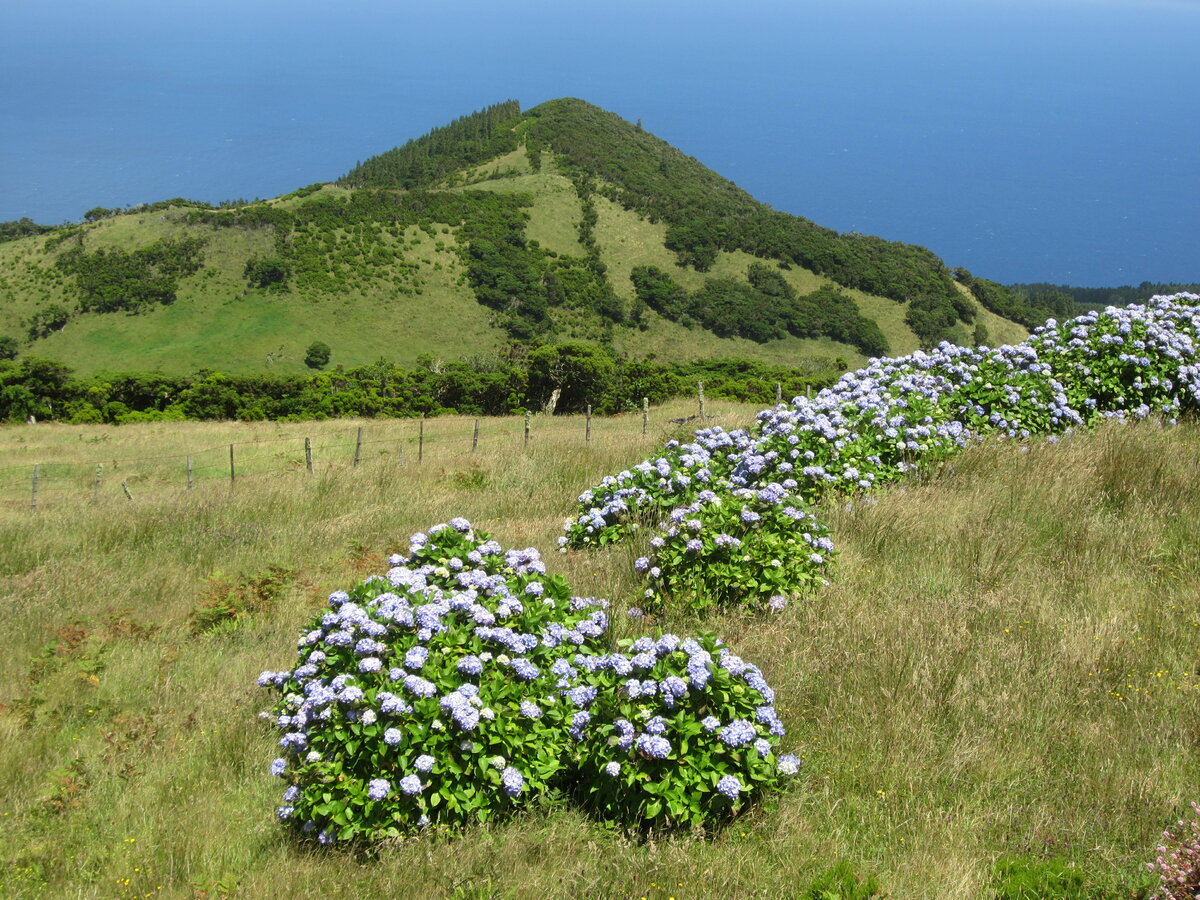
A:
991,854,1150,900
304,341,332,370
805,861,884,899
25,304,70,340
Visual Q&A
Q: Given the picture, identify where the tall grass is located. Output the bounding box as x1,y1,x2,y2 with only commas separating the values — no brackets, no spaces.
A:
1,411,1197,898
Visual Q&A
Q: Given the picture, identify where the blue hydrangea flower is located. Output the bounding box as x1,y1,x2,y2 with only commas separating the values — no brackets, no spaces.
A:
635,733,671,759
568,711,591,740
518,700,542,719
367,778,390,801
661,676,688,699
718,719,756,748
378,693,411,715
645,716,668,735
777,753,802,776
565,685,597,707
405,646,429,669
716,774,742,799
510,658,540,681
402,675,436,698
631,652,657,671
500,767,525,797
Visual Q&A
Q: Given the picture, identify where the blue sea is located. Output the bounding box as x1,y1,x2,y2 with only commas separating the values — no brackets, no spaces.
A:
2,0,1197,287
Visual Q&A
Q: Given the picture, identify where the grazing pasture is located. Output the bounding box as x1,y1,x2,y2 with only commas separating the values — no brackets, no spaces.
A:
1,391,1196,897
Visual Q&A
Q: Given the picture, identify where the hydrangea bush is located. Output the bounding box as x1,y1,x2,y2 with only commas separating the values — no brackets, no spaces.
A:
259,520,801,841
564,294,1200,610
258,520,611,840
634,484,833,611
570,633,799,828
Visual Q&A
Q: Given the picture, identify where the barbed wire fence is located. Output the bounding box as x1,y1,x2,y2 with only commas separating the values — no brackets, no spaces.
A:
0,382,779,512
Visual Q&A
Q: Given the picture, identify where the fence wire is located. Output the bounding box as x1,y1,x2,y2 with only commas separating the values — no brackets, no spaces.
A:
0,409,734,512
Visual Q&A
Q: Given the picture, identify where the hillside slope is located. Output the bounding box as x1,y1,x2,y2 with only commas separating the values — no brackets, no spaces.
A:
0,99,1036,377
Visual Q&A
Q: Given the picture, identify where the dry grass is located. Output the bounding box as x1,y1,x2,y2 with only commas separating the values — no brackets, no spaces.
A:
1,413,1196,898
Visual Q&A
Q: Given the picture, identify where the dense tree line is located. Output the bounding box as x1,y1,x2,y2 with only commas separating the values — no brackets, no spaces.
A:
0,346,841,424
631,263,889,356
338,101,524,190
1008,281,1200,312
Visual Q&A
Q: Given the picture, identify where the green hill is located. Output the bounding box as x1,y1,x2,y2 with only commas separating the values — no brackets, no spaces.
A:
0,99,1037,379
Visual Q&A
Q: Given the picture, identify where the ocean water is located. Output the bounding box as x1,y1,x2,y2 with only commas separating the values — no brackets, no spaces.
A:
2,0,1197,287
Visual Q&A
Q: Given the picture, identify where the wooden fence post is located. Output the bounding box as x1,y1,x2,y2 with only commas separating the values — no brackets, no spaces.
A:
186,456,193,492
305,438,312,474
353,426,363,468
642,397,648,435
585,405,592,444
418,415,425,463
775,381,782,404
472,419,480,453
524,411,531,450
698,380,706,421
31,464,38,512
229,444,235,485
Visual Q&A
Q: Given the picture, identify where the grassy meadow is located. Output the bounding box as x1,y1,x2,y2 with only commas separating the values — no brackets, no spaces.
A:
1,403,1197,898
